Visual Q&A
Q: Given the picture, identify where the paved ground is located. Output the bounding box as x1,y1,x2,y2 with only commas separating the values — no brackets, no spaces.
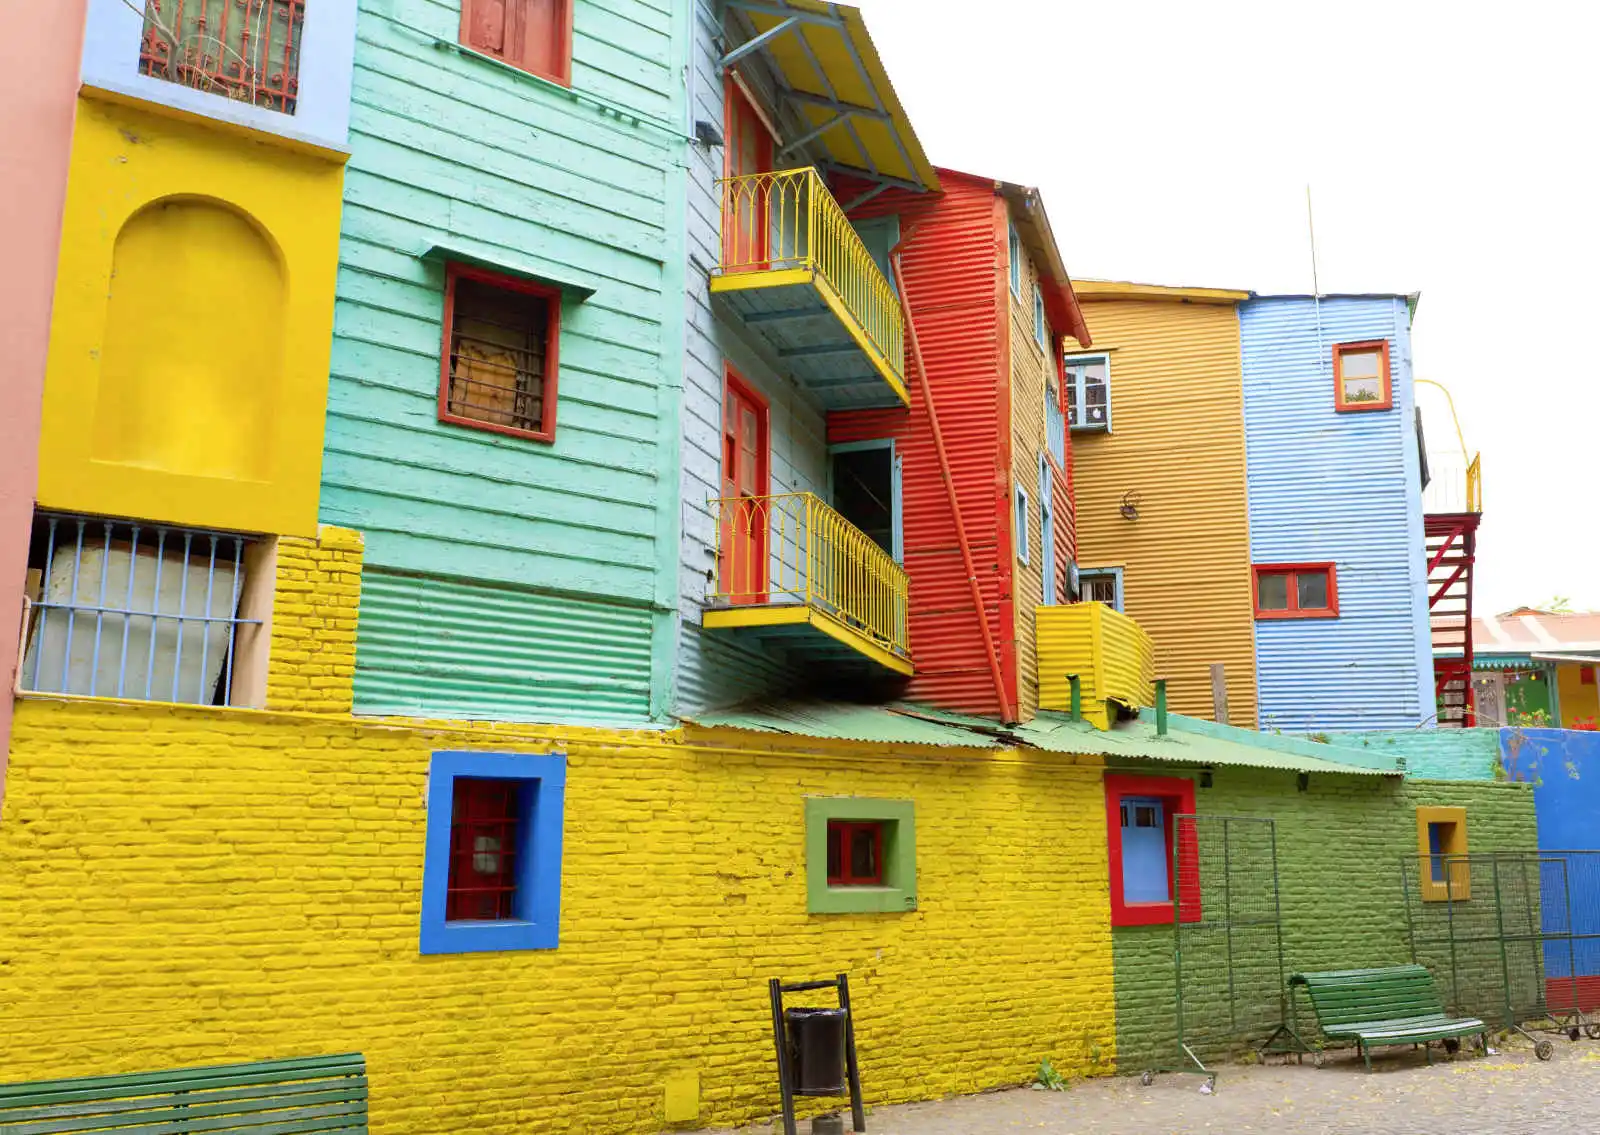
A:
710,1037,1600,1134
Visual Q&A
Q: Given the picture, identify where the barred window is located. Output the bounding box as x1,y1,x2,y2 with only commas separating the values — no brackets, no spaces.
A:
138,0,305,116
21,513,264,707
439,264,561,443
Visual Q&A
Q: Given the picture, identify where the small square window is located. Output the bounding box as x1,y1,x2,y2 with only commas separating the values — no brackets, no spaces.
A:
138,0,305,115
439,264,561,443
1079,567,1123,612
1582,666,1596,686
1333,340,1393,412
421,750,566,954
1065,355,1110,432
1416,806,1469,902
806,798,916,914
1008,222,1022,299
826,821,884,886
1253,563,1338,619
460,0,575,86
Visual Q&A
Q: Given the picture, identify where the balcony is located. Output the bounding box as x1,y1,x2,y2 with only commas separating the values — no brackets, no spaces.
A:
704,492,912,676
711,168,908,410
1037,603,1156,729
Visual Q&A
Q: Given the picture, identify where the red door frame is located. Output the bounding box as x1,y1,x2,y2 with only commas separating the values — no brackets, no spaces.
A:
721,365,770,604
723,75,774,269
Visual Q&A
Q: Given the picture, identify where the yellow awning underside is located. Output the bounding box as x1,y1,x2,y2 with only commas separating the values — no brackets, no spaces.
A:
744,1,939,192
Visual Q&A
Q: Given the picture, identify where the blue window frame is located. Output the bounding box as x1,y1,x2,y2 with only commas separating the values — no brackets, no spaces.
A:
1080,566,1124,612
1038,454,1057,604
1008,223,1022,299
1034,284,1048,350
1120,796,1169,904
1045,378,1066,467
420,750,566,955
1015,483,1030,565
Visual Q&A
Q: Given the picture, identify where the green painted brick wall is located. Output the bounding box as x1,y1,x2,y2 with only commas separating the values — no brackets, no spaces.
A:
1110,767,1536,1073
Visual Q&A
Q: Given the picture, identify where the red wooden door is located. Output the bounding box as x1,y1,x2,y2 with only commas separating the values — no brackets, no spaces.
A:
723,80,773,269
720,372,769,603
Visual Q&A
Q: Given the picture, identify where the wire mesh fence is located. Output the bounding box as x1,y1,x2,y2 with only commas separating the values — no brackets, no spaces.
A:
1157,816,1296,1086
1402,851,1599,1048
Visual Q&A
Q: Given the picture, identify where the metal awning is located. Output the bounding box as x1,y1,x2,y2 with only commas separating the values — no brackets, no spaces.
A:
723,0,939,193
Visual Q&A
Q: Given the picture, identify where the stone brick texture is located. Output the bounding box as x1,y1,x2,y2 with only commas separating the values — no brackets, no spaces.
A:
266,526,363,714
1110,767,1538,1073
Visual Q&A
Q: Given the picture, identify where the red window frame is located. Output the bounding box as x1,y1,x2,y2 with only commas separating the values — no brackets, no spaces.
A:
459,0,575,87
446,778,523,922
438,262,561,443
1333,339,1393,412
1252,562,1339,620
1104,774,1200,927
826,820,885,886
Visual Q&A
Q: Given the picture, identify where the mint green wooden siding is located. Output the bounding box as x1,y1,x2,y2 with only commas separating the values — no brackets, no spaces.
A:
325,0,686,724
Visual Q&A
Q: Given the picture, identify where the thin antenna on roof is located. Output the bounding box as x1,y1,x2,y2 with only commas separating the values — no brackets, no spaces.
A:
1307,184,1325,374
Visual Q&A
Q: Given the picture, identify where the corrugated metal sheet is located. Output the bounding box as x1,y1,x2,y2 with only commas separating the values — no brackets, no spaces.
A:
1070,296,1259,725
353,570,654,724
1010,234,1053,722
689,700,1003,748
1037,603,1155,727
830,171,1012,717
1241,296,1432,731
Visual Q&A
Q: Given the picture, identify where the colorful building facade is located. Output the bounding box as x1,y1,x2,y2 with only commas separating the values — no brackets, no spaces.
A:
1066,282,1259,726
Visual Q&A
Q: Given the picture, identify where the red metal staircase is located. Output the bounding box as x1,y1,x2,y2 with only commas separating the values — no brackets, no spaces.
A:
1427,511,1479,726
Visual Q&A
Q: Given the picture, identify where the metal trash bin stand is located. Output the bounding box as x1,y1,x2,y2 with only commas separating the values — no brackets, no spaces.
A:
785,1007,848,1095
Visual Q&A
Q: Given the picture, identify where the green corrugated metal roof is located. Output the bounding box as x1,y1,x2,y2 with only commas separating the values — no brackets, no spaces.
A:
689,702,1399,776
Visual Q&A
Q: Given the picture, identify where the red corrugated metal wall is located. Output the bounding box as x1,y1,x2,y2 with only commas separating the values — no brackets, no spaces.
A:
830,170,1014,717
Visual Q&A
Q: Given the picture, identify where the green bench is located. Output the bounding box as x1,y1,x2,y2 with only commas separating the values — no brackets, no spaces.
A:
1290,965,1488,1071
0,1053,367,1133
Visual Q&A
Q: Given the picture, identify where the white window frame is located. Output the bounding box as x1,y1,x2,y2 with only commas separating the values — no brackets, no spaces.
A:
1045,376,1066,468
1008,223,1022,300
1079,566,1124,612
1064,352,1112,433
827,438,903,564
1034,283,1048,351
1014,483,1030,565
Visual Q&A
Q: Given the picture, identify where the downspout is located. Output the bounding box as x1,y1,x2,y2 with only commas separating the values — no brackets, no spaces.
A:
890,231,1013,723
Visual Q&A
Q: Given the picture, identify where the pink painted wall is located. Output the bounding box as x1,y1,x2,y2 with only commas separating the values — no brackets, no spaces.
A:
0,1,86,800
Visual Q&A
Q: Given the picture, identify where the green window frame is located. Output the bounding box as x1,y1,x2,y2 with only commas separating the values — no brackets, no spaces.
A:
804,797,917,914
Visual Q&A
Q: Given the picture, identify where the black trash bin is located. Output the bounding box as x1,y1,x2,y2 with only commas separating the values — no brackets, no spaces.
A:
784,1006,848,1096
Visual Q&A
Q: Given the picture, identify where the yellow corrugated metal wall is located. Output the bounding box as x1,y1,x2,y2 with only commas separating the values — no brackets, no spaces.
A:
1011,252,1053,721
1071,297,1259,726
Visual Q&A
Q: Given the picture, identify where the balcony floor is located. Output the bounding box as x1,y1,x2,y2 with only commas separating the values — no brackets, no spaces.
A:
704,602,913,677
711,271,908,410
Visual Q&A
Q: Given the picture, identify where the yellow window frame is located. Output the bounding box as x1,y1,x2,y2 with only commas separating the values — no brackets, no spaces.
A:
1416,806,1470,902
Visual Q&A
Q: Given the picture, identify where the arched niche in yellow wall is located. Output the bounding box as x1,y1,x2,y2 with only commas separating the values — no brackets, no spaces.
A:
38,96,345,538
93,197,285,485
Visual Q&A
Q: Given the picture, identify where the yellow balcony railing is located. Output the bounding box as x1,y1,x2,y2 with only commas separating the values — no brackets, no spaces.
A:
1466,453,1482,513
1037,603,1157,730
715,167,906,396
706,491,911,672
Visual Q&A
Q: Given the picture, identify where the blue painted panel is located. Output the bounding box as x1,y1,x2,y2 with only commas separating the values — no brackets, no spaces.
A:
420,750,566,954
1240,296,1432,731
1120,797,1169,904
1320,728,1501,779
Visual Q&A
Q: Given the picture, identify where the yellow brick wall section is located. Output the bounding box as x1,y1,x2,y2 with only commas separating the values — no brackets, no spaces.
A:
0,700,1118,1133
265,525,363,714
1071,298,1260,726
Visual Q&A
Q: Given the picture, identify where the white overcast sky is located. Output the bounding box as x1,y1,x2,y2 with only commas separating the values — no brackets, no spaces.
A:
860,0,1597,615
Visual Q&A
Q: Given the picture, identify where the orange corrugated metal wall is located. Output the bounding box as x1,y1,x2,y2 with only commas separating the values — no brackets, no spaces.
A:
830,171,1013,717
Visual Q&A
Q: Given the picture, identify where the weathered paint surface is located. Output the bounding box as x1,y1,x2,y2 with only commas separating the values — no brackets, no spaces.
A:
0,527,1119,1131
322,0,686,723
831,173,1014,718
0,0,85,782
1241,296,1432,731
1070,295,1258,725
1111,770,1536,1071
673,2,826,713
1320,727,1502,779
38,97,345,537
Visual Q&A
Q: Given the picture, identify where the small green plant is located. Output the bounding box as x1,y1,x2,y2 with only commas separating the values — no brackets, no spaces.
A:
1307,732,1331,744
1034,1057,1069,1092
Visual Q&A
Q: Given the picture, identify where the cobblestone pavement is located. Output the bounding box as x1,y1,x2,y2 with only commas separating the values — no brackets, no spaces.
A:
710,1040,1600,1134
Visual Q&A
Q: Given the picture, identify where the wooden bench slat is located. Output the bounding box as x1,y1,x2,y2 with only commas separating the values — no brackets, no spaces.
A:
0,1058,364,1109
1289,965,1486,1070
2,1084,367,1130
0,1080,369,1124
6,1099,366,1135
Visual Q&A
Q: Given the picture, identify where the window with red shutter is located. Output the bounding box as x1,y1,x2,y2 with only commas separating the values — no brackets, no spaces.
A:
446,778,523,922
460,0,574,86
826,821,885,886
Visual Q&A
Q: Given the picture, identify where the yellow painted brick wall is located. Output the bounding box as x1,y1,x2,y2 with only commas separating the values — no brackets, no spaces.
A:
0,702,1117,1132
266,526,363,714
0,519,1117,1131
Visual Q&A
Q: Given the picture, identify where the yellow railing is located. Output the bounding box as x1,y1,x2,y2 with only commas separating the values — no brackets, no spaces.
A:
708,491,910,663
716,167,906,387
1466,453,1482,513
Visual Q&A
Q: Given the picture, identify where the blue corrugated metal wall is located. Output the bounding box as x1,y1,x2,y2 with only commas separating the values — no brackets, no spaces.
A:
323,0,687,724
1240,296,1433,730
